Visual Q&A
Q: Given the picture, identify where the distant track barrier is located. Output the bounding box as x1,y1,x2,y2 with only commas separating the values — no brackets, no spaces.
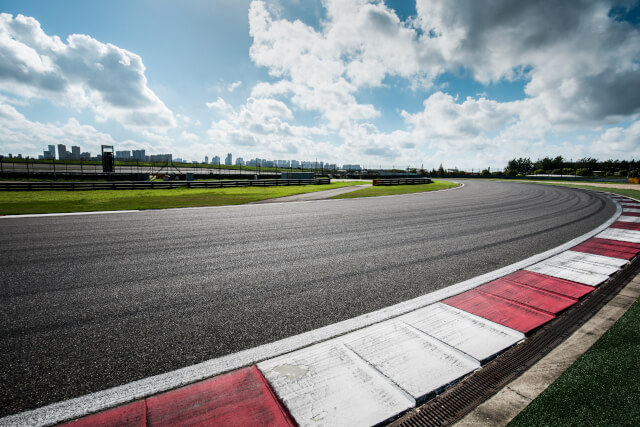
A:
372,178,433,186
0,178,330,191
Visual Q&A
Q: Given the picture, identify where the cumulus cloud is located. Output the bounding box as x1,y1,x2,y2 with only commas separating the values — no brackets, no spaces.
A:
591,121,640,158
243,0,640,167
0,101,117,155
0,13,176,132
207,96,328,158
227,80,242,92
249,0,383,129
402,92,519,140
413,0,640,123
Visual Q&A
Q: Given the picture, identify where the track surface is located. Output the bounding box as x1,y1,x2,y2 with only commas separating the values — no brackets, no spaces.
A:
0,181,615,416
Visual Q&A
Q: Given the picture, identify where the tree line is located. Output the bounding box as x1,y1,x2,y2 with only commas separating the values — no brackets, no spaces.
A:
503,156,639,177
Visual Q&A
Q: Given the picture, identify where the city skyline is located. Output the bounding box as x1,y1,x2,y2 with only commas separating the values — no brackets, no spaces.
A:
0,1,639,170
1,144,346,170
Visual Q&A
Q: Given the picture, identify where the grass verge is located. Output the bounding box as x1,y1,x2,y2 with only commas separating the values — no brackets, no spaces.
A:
0,182,362,215
330,180,459,199
509,299,640,427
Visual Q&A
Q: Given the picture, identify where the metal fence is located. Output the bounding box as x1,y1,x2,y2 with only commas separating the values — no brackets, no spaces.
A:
372,178,433,186
0,178,330,191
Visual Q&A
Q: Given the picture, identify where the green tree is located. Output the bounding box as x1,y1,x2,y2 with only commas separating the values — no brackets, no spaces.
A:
506,157,534,175
576,157,598,171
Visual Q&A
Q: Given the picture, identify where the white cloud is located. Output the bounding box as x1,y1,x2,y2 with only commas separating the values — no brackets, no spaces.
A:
206,97,235,115
402,92,519,140
244,0,640,168
227,80,242,92
591,121,640,158
412,0,640,124
206,96,331,158
0,102,117,155
248,0,382,129
0,13,176,133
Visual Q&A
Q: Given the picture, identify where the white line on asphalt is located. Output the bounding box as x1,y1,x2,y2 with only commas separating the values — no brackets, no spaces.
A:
0,210,141,219
0,191,622,427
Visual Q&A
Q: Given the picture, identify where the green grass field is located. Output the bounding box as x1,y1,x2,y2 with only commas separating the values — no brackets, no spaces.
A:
509,300,640,427
330,180,459,198
0,182,362,214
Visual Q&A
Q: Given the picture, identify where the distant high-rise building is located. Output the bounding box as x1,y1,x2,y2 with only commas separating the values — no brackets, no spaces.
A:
57,144,68,160
116,150,131,161
205,156,209,164
343,164,362,171
71,146,81,160
225,153,232,166
132,149,146,162
211,155,220,165
43,145,55,160
235,157,244,166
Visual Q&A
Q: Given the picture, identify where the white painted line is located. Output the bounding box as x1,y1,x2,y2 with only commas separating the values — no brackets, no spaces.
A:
258,341,415,427
339,320,480,400
623,208,640,213
0,210,140,219
597,228,640,243
0,190,622,427
399,303,525,362
619,215,640,223
525,263,609,286
556,250,629,268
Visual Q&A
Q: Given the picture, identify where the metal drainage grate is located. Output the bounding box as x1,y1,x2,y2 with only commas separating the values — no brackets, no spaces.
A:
389,255,640,427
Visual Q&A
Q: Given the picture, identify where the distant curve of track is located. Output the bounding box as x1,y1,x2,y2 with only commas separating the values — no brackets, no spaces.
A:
0,180,616,416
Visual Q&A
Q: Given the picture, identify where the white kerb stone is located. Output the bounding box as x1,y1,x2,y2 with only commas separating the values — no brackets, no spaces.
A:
399,303,524,362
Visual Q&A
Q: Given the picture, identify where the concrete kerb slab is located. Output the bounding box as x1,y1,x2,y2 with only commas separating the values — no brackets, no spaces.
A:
0,190,623,426
455,274,640,427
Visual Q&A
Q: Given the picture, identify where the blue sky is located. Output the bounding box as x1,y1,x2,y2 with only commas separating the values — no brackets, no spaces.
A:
1,0,639,170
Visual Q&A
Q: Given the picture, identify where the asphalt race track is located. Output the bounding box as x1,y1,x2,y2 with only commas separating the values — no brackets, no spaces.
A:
0,181,616,416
